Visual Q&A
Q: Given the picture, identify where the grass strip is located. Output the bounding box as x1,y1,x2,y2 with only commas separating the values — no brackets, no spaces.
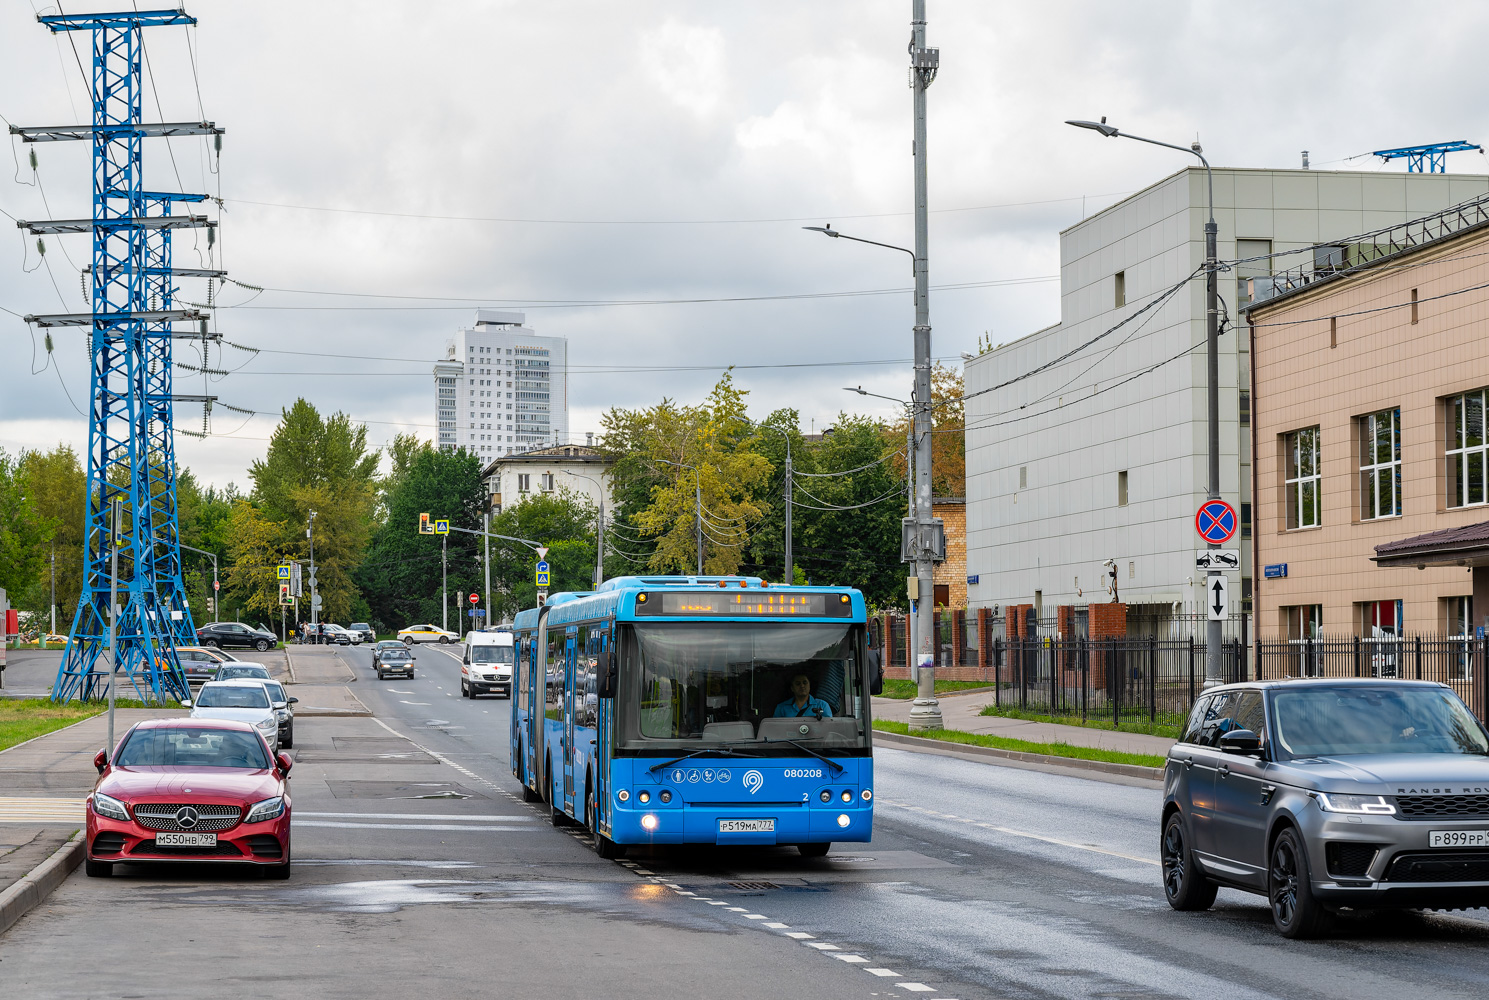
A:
977,703,1183,740
873,719,1167,769
0,698,157,753
878,679,995,700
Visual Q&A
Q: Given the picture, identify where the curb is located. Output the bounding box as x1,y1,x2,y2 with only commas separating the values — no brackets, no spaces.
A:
872,730,1164,782
0,830,84,938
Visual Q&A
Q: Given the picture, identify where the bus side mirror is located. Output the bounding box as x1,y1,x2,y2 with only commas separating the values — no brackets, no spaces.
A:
868,650,884,695
597,649,617,699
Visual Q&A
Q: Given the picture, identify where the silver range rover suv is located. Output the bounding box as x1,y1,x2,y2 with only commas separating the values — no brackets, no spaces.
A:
1161,678,1489,938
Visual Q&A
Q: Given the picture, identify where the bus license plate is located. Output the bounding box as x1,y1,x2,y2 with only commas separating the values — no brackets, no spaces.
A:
1430,830,1489,848
156,832,217,848
719,819,774,833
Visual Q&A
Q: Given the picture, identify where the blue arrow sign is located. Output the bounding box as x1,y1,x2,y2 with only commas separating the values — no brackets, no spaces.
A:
536,559,551,587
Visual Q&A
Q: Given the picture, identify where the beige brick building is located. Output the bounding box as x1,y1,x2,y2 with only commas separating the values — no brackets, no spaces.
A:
1248,193,1489,637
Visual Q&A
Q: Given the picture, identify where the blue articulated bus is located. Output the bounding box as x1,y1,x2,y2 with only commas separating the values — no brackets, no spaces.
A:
511,575,878,859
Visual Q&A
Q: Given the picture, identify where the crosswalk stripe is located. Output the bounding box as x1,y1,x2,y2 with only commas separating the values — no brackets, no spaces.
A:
0,797,85,823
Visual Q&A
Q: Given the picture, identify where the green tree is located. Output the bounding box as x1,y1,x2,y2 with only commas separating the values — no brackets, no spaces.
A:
0,449,56,614
603,372,770,575
15,445,83,628
357,445,485,631
226,400,379,623
489,489,597,621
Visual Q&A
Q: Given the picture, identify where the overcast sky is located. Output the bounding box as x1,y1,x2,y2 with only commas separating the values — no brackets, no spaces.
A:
4,1,1489,489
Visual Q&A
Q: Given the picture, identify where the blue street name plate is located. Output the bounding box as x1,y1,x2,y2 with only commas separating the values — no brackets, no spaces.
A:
1264,563,1287,579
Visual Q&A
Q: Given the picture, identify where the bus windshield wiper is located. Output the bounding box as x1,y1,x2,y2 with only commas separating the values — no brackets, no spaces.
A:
647,746,762,775
760,738,845,774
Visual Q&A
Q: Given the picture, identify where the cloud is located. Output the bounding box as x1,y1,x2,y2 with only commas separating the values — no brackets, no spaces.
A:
640,19,727,119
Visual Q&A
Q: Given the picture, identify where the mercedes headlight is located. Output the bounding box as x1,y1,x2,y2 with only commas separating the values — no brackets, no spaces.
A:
92,792,129,821
1315,792,1395,815
245,796,285,823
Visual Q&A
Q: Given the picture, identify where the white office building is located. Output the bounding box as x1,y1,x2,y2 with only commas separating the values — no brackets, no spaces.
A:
433,309,569,458
964,166,1489,623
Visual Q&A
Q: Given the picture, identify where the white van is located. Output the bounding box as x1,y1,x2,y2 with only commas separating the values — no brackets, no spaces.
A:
462,629,514,699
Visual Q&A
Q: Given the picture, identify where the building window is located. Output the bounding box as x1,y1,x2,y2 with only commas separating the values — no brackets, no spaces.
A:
1358,407,1401,520
1447,596,1472,637
1018,466,1027,488
517,474,530,493
1239,391,1251,426
1241,502,1252,539
1283,604,1323,640
1117,470,1128,507
540,473,554,492
1114,271,1125,308
1284,426,1321,529
1447,389,1488,508
1236,238,1272,307
1411,288,1419,325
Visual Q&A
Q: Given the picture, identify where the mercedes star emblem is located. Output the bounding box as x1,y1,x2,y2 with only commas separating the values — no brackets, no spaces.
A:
175,806,200,830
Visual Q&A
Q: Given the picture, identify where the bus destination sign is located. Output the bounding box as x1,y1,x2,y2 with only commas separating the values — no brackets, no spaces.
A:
641,591,851,617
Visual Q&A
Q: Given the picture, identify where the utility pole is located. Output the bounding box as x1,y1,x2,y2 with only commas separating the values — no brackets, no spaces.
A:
49,544,55,637
908,0,943,730
307,511,319,640
483,508,493,626
442,533,449,631
783,444,793,582
1203,167,1222,689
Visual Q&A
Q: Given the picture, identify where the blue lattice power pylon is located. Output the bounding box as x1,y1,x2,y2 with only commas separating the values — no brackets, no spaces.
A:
11,8,224,702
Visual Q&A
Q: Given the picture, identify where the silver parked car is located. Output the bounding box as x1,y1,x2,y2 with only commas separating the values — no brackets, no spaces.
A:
1162,678,1489,937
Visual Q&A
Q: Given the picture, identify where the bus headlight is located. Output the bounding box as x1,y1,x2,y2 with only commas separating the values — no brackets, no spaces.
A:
837,814,851,828
641,814,659,831
659,790,672,804
637,790,649,804
841,790,853,803
617,789,630,803
861,789,872,801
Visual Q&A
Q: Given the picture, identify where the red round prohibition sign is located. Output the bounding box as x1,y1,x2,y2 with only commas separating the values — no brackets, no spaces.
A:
1195,499,1238,544
469,593,480,604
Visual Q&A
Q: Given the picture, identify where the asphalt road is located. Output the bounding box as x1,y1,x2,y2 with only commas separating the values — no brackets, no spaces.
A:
5,639,1489,998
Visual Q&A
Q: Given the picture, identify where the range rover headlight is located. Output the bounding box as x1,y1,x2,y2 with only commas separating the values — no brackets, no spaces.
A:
1315,793,1395,815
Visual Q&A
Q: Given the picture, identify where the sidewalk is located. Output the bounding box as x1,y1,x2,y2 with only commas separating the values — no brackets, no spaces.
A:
0,707,185,919
872,690,1175,757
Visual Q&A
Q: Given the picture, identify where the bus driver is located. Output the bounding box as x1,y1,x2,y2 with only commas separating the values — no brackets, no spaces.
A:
773,673,833,719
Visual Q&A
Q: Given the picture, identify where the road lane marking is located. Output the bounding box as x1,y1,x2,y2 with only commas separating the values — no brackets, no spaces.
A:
296,812,536,821
400,701,430,706
897,984,936,992
763,921,788,927
865,969,900,977
783,931,813,938
835,955,871,963
293,820,538,832
806,942,839,951
879,798,1159,867
0,797,85,823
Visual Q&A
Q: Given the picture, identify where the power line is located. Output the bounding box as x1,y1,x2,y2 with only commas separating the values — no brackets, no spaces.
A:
218,190,1134,227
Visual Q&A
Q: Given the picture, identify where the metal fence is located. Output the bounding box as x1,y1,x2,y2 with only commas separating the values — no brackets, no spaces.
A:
987,636,1247,727
1256,635,1488,721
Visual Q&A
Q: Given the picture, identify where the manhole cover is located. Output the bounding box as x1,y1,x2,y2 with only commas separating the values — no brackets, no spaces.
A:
727,881,779,890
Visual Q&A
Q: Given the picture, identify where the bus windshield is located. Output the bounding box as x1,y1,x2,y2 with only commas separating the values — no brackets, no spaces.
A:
471,644,514,664
622,622,866,749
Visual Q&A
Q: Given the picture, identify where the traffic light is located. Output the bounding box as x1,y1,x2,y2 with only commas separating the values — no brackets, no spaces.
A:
418,512,434,535
279,583,293,606
206,597,214,613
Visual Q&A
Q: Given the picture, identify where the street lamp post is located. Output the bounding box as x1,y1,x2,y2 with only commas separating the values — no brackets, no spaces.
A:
307,510,319,640
660,459,704,575
563,469,607,588
1066,116,1223,687
802,2,942,731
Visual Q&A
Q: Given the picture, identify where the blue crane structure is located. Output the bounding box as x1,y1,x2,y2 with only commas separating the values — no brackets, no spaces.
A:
12,7,224,702
1372,141,1483,173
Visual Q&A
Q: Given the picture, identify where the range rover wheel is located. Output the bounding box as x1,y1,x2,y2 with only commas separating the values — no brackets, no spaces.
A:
1161,811,1217,911
1270,826,1329,939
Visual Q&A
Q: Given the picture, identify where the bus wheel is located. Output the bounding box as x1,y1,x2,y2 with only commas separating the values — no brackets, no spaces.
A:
797,843,830,858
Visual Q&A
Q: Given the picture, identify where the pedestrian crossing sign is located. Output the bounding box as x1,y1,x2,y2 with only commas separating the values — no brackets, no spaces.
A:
434,519,450,535
277,564,291,580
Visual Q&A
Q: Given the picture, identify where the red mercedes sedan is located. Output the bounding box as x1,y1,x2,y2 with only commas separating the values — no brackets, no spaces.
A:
85,718,293,878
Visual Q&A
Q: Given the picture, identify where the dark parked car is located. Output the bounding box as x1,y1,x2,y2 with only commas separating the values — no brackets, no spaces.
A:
173,646,240,686
348,622,376,644
197,622,276,652
1162,678,1489,938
